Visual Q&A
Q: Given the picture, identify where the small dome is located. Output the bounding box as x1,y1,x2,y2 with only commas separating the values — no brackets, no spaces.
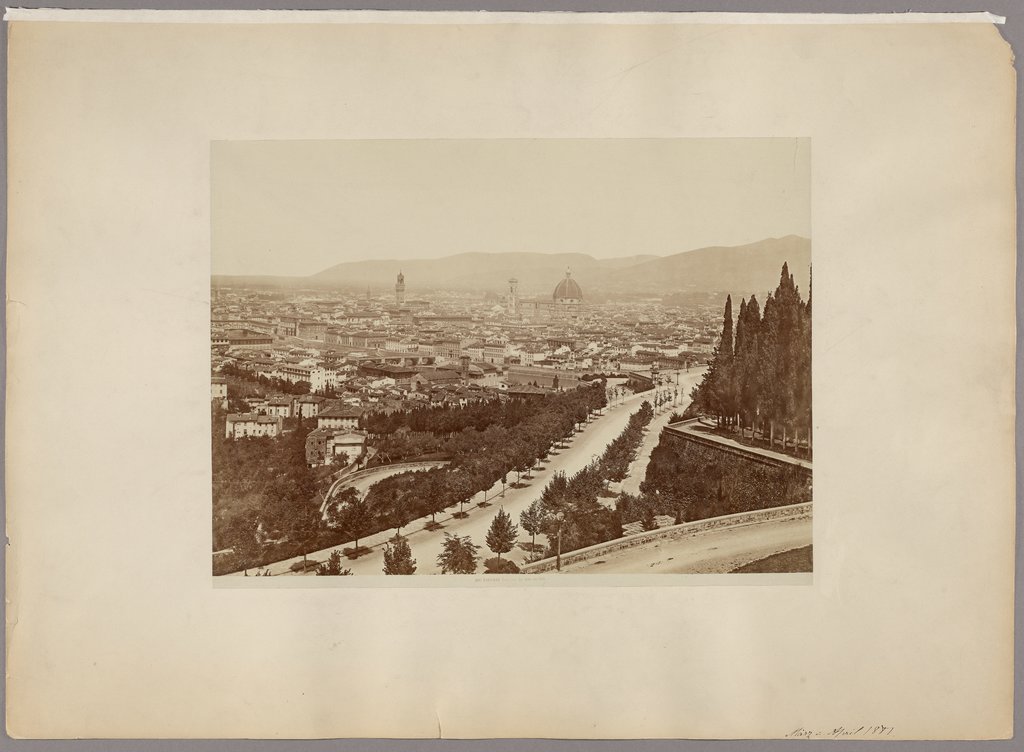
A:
553,269,583,301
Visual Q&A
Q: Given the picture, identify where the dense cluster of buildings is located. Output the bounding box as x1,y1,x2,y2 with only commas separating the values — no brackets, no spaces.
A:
213,269,721,467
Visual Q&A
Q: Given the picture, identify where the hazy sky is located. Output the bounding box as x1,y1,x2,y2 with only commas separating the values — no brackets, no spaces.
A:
212,139,809,277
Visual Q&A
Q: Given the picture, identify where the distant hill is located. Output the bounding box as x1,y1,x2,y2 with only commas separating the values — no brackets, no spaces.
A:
595,254,660,270
609,235,811,299
309,251,607,295
213,236,810,298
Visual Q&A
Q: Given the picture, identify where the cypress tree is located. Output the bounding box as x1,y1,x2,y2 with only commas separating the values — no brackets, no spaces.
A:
705,294,736,426
758,292,779,445
732,298,747,429
721,294,734,355
736,295,762,436
685,262,810,450
774,263,802,448
719,295,735,425
794,274,812,453
748,295,764,434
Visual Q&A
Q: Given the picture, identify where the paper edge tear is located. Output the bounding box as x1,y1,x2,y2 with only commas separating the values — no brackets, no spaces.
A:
0,8,1009,24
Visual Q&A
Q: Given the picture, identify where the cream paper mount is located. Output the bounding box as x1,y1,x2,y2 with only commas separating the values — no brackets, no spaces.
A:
4,9,1016,740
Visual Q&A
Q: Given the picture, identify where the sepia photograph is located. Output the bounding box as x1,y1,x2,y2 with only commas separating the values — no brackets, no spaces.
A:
6,9,1014,740
211,138,813,579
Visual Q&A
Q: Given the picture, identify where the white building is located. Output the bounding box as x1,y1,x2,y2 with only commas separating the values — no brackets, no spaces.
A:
309,366,338,393
317,405,363,430
327,432,367,463
277,363,312,384
225,413,283,439
266,396,294,418
483,342,507,365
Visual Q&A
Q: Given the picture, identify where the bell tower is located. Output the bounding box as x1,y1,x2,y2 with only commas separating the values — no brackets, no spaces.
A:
395,271,406,306
507,277,519,316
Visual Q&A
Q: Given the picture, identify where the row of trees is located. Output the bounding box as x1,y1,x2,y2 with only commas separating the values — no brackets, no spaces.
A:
689,262,811,451
316,385,607,556
519,401,656,562
366,387,607,465
600,401,656,483
364,385,603,439
314,507,522,576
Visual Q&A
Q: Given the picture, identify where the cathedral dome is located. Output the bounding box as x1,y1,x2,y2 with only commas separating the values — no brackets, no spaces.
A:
553,270,583,301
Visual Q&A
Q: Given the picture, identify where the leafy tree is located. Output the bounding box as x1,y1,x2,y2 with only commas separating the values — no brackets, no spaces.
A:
540,471,569,514
382,536,417,575
227,395,250,413
289,500,321,571
510,440,534,484
339,494,373,552
485,507,518,560
224,511,262,575
316,550,353,576
519,500,544,550
422,471,447,523
484,558,521,574
449,472,474,516
641,504,658,531
382,490,413,537
325,487,359,529
436,533,480,574
641,434,810,523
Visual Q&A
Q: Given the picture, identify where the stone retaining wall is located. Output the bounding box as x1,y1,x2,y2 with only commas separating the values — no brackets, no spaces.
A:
340,459,448,484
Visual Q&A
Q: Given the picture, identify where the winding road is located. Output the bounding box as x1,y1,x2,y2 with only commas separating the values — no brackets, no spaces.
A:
554,515,812,574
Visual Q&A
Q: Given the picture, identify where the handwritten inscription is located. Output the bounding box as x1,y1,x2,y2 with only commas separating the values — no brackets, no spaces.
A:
786,725,894,739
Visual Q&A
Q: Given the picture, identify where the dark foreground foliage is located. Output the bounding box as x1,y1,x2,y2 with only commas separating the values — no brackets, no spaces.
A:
636,436,811,524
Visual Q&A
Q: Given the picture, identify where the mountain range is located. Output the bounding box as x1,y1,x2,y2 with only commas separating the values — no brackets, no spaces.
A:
213,235,811,299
